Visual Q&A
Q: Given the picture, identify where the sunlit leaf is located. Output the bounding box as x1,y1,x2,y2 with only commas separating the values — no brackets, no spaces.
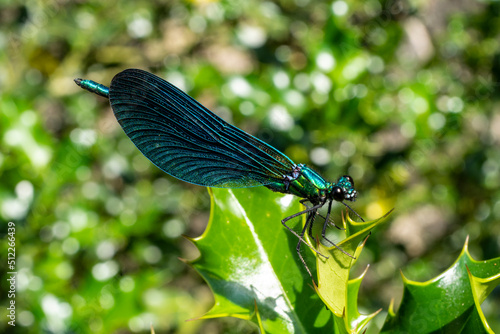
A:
190,187,393,333
314,211,392,333
381,237,500,333
189,187,334,333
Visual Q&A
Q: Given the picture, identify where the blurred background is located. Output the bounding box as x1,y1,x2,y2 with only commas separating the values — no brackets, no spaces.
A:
1,0,499,333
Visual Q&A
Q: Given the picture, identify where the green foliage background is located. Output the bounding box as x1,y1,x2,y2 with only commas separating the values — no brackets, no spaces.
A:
1,0,499,333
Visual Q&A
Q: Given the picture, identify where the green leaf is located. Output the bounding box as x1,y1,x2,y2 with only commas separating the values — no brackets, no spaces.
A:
189,187,332,333
381,237,500,333
189,188,391,333
314,212,392,333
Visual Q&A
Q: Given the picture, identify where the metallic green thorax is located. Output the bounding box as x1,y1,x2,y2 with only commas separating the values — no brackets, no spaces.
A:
265,165,357,204
266,166,329,202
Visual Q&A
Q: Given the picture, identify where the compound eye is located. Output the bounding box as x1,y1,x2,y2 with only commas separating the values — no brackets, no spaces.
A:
332,186,344,201
343,175,354,187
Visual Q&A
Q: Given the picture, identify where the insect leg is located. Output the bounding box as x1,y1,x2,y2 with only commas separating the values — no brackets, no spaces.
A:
282,202,323,224
307,210,317,244
341,202,365,222
281,203,327,258
300,199,343,230
296,211,318,282
321,200,334,238
321,201,355,259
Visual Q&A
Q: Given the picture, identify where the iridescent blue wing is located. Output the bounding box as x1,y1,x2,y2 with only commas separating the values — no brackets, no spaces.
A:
108,69,296,188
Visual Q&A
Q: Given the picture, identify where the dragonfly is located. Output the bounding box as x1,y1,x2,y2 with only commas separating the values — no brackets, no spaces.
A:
75,68,362,281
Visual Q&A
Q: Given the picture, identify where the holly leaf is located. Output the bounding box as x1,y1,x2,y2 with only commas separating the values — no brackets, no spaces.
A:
188,188,390,333
188,187,332,333
381,237,500,333
314,212,392,333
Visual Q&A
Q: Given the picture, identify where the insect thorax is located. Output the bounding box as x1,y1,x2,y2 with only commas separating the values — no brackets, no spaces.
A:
265,165,329,201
